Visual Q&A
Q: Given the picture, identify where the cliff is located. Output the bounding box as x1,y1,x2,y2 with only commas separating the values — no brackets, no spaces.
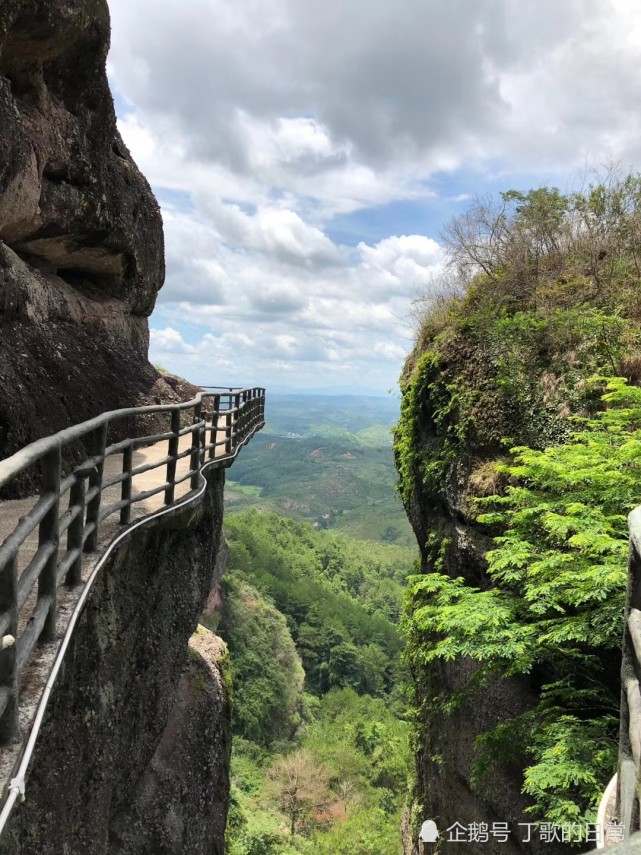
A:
109,626,232,855
397,320,572,855
0,3,235,851
0,0,188,494
395,184,641,852
0,469,230,855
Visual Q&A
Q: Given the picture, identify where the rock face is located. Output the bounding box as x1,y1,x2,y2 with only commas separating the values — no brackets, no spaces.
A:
400,457,563,854
396,287,634,852
0,0,176,490
109,628,231,855
0,5,236,852
602,833,641,853
395,345,577,854
0,469,231,855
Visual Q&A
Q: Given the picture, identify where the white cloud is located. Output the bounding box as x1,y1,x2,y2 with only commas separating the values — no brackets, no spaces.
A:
150,328,195,354
147,204,440,389
109,0,641,181
107,0,641,390
199,200,344,267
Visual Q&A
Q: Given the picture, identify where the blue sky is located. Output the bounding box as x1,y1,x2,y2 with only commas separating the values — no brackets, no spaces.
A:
105,0,641,394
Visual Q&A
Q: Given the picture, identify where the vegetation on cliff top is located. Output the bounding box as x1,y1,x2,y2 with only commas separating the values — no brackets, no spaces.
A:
396,172,641,508
396,170,641,833
405,379,641,825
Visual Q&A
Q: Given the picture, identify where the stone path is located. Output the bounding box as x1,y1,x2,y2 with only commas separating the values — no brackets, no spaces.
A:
0,420,225,788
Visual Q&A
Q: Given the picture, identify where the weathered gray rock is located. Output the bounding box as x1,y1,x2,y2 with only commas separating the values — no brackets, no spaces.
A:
0,0,177,492
401,450,570,853
0,5,236,852
109,627,231,855
596,833,641,852
0,0,162,311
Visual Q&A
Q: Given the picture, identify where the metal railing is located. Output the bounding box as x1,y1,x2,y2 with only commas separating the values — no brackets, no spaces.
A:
617,507,641,839
0,386,265,744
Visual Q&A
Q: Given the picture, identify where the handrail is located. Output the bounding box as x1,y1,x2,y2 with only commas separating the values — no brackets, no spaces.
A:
616,507,641,840
0,386,265,750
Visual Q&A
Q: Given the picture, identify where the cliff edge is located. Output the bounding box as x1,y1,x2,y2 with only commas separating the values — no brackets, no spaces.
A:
0,3,234,851
0,469,230,855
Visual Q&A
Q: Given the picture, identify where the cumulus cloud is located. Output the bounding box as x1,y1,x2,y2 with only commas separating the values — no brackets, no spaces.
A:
110,0,641,181
107,0,641,391
199,200,344,267
149,205,441,389
150,327,195,354
357,235,444,297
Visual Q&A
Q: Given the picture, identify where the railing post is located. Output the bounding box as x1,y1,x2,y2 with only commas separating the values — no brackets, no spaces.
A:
619,510,641,838
251,390,258,431
242,391,249,440
199,415,206,471
233,393,241,452
247,391,253,434
165,409,180,505
66,475,86,586
38,445,61,642
209,395,220,459
0,555,19,743
84,424,107,553
120,444,133,525
190,401,203,490
225,409,233,456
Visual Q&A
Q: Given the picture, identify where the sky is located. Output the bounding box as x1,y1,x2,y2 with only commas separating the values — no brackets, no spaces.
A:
106,0,641,395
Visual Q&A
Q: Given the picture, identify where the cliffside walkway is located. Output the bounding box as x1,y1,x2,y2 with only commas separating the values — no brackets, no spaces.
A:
0,386,265,831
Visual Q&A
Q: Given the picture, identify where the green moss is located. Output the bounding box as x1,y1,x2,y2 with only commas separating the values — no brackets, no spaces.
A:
192,671,208,694
187,646,201,663
218,646,232,700
395,289,641,517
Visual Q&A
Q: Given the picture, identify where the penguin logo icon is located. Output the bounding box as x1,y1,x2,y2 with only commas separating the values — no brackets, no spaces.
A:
419,820,439,843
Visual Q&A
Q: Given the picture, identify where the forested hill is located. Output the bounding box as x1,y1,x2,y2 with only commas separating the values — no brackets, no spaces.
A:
225,393,415,547
207,512,413,854
211,389,418,853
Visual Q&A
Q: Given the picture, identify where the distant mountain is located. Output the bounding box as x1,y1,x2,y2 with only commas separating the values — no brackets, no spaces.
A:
226,393,413,547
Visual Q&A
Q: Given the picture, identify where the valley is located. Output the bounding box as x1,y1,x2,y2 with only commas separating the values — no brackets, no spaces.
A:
215,395,417,854
225,393,415,548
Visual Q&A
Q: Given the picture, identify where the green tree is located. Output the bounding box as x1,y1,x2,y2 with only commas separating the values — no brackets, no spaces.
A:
405,377,641,828
215,574,304,745
224,512,404,697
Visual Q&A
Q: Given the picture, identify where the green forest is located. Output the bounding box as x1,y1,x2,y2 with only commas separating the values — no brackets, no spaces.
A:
208,512,414,854
225,394,415,547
